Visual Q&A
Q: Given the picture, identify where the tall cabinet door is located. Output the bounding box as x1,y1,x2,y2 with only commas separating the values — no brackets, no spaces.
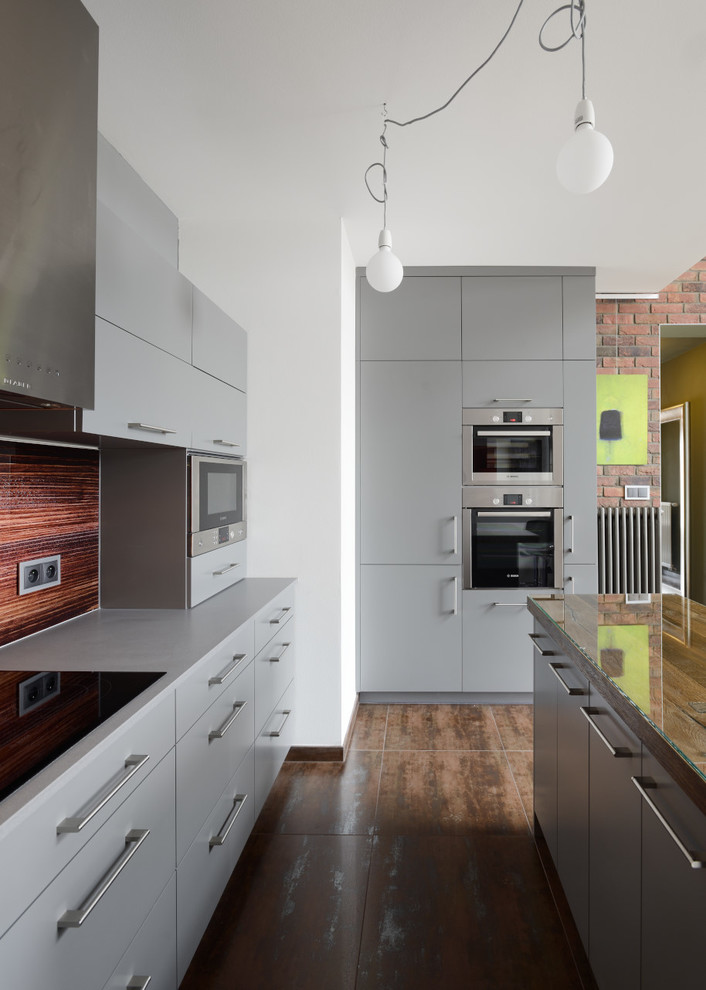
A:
360,361,462,564
563,361,597,567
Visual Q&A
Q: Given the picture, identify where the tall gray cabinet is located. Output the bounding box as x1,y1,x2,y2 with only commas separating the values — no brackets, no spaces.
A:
357,267,597,696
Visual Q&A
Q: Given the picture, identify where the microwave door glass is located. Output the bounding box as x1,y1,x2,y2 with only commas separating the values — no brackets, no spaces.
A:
199,461,244,530
473,429,553,476
471,510,555,588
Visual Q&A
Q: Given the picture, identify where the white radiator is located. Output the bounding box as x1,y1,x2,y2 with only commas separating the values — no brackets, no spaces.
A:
597,507,661,594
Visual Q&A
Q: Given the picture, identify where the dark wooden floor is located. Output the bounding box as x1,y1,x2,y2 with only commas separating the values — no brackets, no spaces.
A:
181,704,585,989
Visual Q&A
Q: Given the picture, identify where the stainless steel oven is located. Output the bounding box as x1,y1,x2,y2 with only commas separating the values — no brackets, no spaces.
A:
463,408,563,485
462,486,563,590
189,454,246,556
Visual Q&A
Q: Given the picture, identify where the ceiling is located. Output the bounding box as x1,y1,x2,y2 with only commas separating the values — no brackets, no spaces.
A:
81,0,706,296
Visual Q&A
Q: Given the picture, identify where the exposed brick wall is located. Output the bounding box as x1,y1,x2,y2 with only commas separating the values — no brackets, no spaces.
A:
595,259,706,508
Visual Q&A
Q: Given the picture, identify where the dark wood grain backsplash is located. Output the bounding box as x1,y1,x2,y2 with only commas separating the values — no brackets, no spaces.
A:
0,443,99,646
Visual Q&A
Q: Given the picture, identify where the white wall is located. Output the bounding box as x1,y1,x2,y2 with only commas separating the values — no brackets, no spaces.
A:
340,222,357,739
179,213,357,747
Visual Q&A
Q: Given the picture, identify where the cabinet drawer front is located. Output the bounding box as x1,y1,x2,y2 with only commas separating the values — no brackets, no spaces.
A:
177,748,254,983
0,693,174,940
254,680,296,817
176,662,255,863
102,874,177,990
255,621,295,733
175,621,254,739
254,587,295,655
188,540,247,608
0,750,176,990
462,590,533,693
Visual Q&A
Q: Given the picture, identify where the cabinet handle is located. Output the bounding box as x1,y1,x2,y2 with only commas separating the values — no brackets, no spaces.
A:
566,515,575,555
492,602,525,607
213,562,241,576
269,606,292,625
209,653,248,685
208,701,247,741
447,576,458,616
127,978,152,990
56,755,150,834
57,829,150,928
209,794,248,849
528,633,556,657
448,515,458,555
213,439,241,447
127,422,177,435
631,776,706,869
266,709,292,737
492,398,531,403
580,707,631,757
476,430,551,438
268,642,291,663
549,661,586,696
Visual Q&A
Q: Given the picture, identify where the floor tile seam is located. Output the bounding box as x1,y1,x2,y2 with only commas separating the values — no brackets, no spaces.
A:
380,746,507,753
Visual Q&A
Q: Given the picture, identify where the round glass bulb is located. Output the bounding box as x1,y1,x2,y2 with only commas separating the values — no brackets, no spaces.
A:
366,229,403,292
556,124,614,195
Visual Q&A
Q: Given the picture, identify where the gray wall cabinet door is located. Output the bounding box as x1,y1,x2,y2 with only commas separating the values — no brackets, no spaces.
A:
462,277,563,361
192,287,247,392
462,360,563,407
360,565,462,691
190,371,247,456
587,702,641,990
562,276,597,361
360,361,462,564
359,276,461,360
563,361,597,566
462,591,533,692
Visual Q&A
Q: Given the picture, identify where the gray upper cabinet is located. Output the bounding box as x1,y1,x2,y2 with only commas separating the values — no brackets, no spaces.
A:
462,277,563,360
563,361,597,565
192,287,247,392
96,202,192,362
190,371,247,456
462,360,563,407
359,276,461,360
360,361,462,564
562,276,597,361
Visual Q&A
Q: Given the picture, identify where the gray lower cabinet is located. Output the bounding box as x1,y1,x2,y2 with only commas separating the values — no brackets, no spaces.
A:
359,276,461,360
563,563,598,594
360,361,462,565
461,360,564,407
563,360,598,567
360,565,462,691
103,874,177,990
463,591,533,692
462,276,563,361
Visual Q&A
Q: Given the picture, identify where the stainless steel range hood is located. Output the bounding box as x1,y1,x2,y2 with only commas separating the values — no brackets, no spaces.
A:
0,0,98,410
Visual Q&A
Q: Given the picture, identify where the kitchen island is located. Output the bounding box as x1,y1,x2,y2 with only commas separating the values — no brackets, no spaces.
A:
529,593,706,990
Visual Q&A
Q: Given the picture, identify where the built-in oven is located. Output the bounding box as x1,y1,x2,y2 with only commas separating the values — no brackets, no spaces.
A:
463,408,563,485
462,486,563,590
189,454,247,556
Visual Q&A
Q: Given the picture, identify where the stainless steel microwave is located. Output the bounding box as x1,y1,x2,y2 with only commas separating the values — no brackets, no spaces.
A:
462,407,563,486
188,454,247,556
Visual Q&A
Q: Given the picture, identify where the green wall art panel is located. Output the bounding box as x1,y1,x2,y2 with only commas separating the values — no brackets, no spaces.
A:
598,624,651,715
596,374,649,465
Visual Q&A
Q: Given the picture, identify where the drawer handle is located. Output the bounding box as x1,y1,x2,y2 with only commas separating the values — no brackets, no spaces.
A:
528,633,556,657
492,398,531,403
127,978,152,990
580,707,631,757
268,642,291,663
209,653,248,685
213,439,241,447
566,514,575,555
266,709,292,737
209,701,247,741
57,829,150,929
492,602,525,607
548,662,586,696
631,776,706,869
269,606,292,625
56,754,149,834
209,793,248,849
213,562,241,576
127,422,177,435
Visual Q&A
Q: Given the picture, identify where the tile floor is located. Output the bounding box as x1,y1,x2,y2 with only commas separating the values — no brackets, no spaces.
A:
180,704,585,989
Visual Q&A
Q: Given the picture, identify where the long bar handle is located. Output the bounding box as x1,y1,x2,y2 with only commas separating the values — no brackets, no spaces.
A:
476,430,551,437
127,422,177,435
566,514,575,554
213,439,241,447
447,576,458,616
528,633,556,657
492,602,525,607
127,978,152,990
208,701,247,741
57,755,149,834
449,515,458,555
580,707,631,757
57,829,150,928
492,398,531,403
268,642,291,663
209,794,248,848
209,653,248,685
213,562,241,576
549,662,586,696
631,777,706,869
269,607,292,625
266,709,292,737
477,510,552,518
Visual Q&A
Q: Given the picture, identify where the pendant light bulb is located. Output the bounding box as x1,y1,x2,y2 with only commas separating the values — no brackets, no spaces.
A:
556,98,613,194
366,228,403,293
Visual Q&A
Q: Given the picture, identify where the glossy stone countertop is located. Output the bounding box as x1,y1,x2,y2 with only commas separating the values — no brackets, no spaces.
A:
529,593,706,785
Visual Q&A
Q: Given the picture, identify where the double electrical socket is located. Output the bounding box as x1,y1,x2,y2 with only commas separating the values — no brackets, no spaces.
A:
18,554,61,595
18,671,62,716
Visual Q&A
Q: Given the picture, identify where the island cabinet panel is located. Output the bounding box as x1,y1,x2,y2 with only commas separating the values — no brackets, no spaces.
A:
359,276,461,360
586,702,642,990
639,747,706,990
461,276,563,361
